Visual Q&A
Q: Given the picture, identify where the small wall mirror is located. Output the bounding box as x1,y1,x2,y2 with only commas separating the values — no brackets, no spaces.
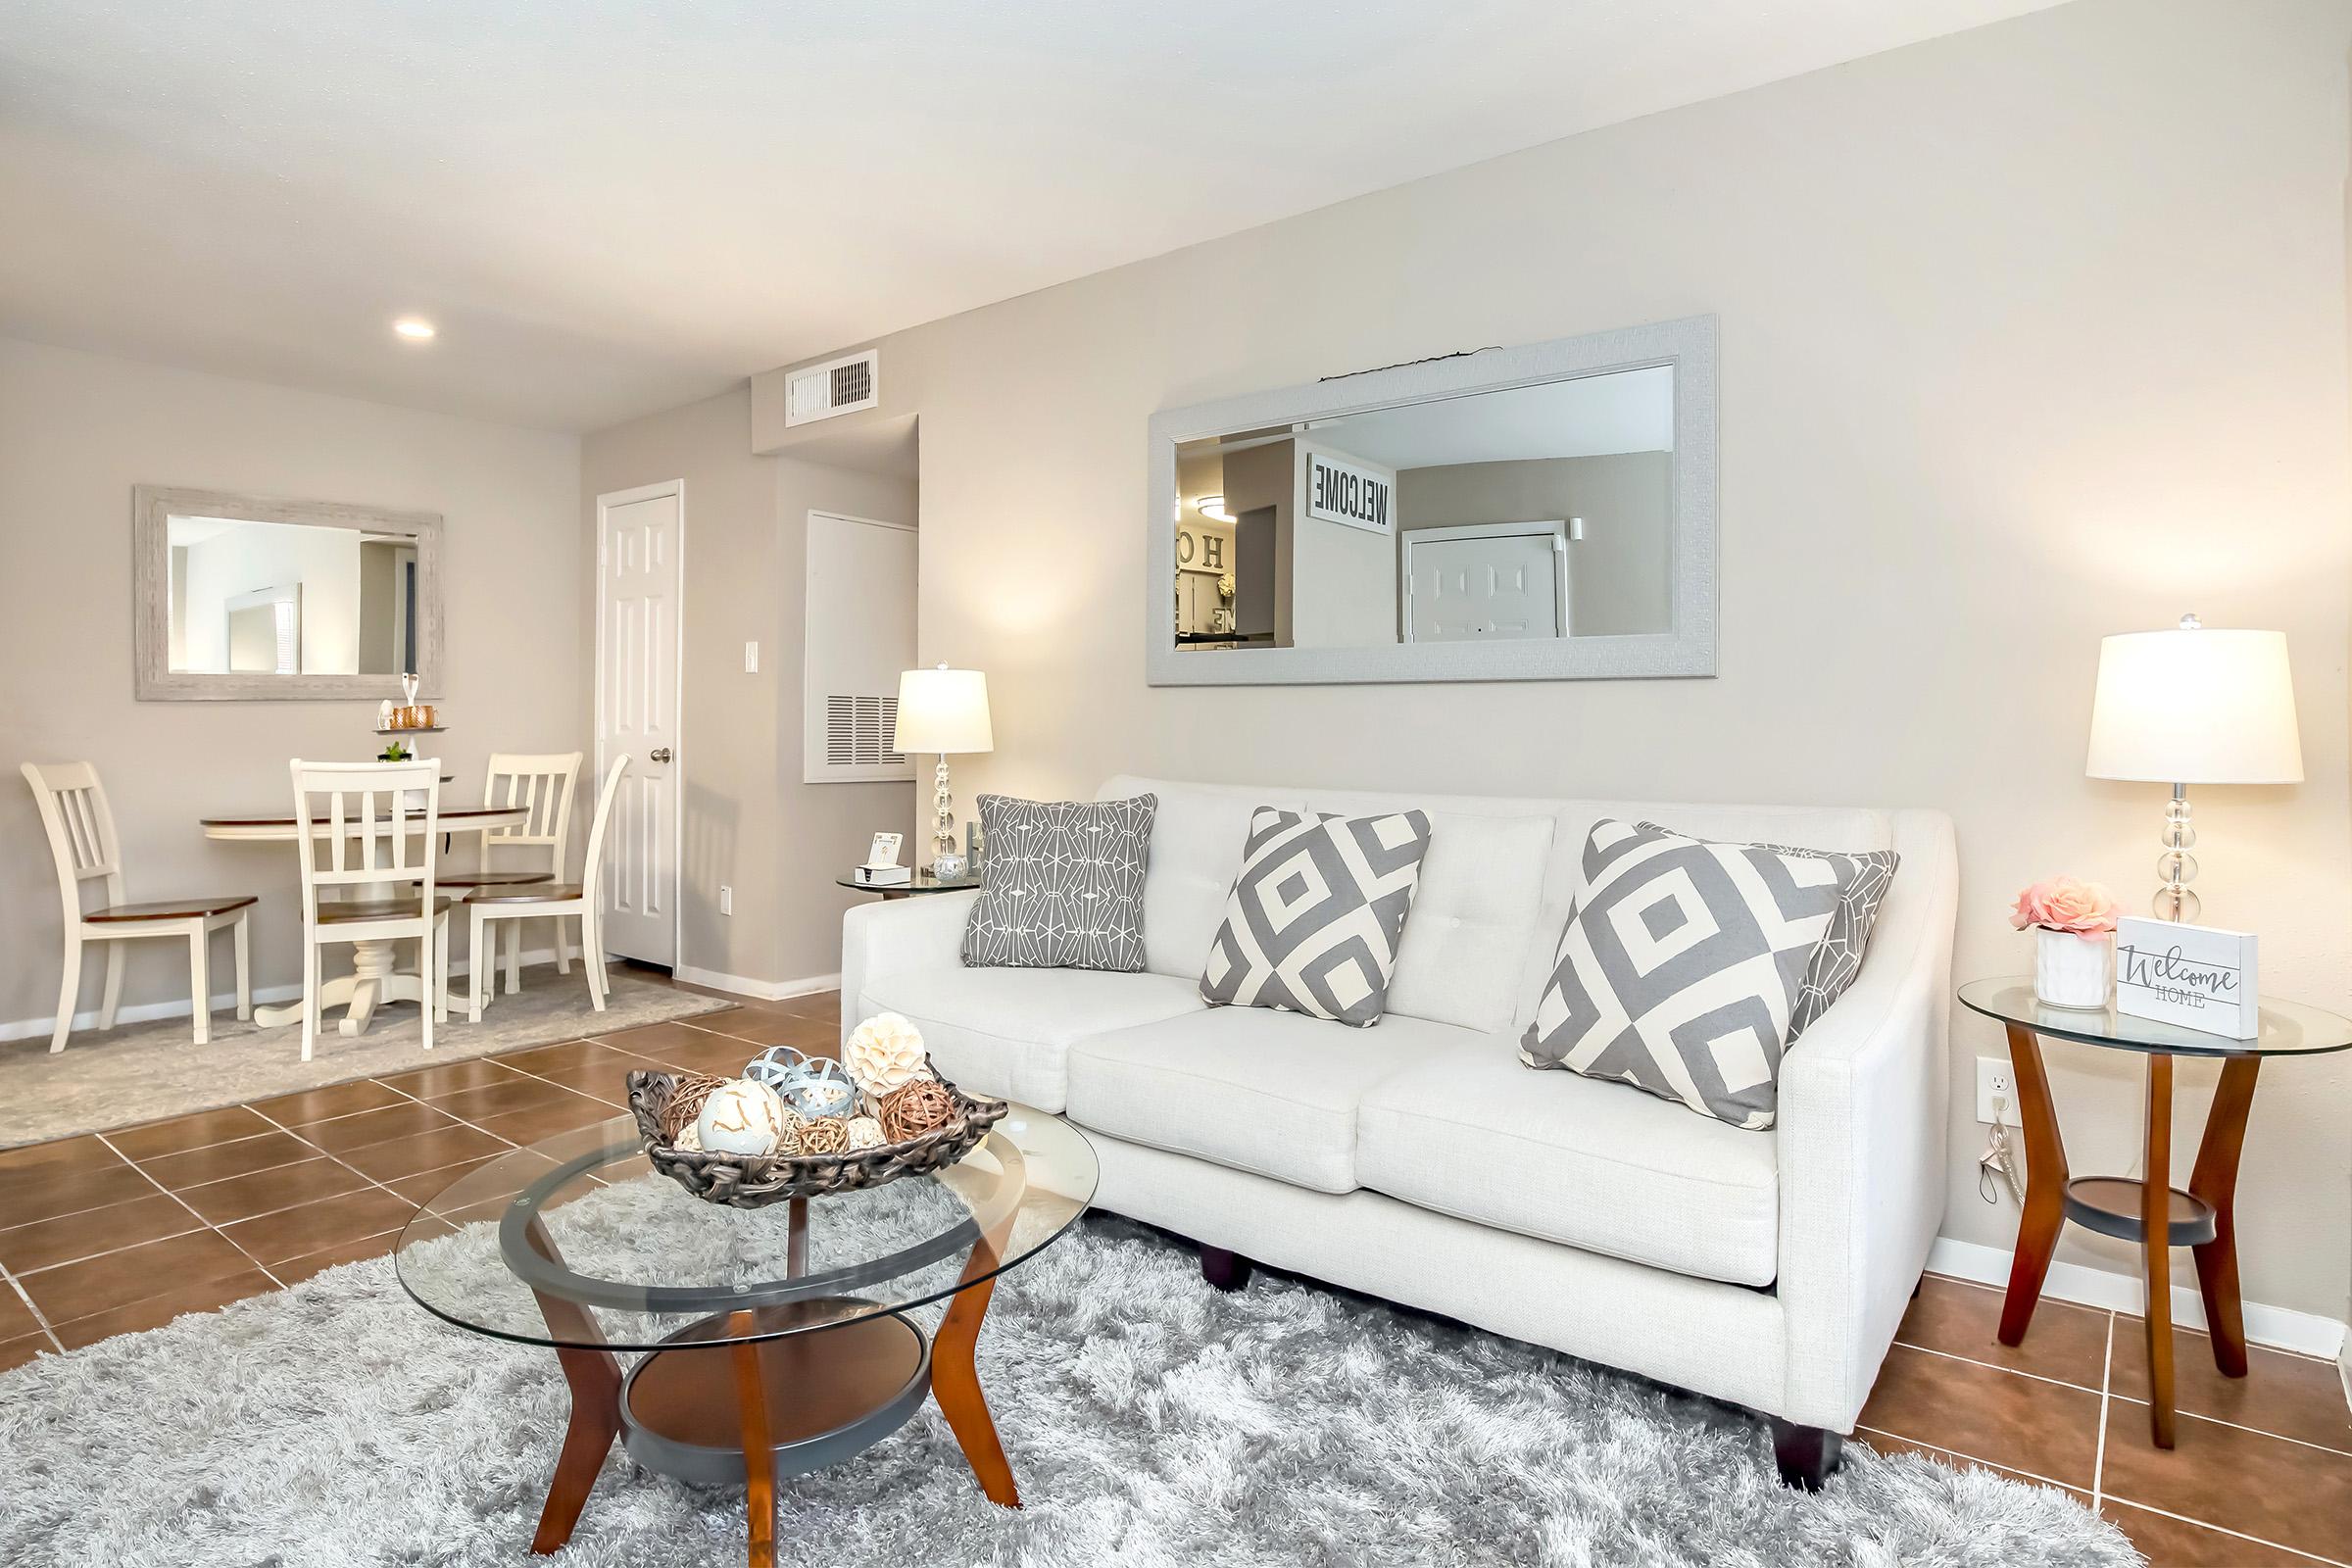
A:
134,486,442,700
1148,316,1716,685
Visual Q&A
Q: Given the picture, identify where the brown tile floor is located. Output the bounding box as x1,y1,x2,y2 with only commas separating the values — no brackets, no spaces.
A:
2,977,2345,1565
0,977,836,1369
1864,1275,2352,1564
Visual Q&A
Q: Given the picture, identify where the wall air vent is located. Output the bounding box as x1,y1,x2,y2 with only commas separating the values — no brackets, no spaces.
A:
824,693,906,770
785,348,881,427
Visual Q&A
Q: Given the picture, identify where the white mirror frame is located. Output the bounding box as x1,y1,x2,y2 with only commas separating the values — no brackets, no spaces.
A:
132,484,445,701
1145,315,1718,686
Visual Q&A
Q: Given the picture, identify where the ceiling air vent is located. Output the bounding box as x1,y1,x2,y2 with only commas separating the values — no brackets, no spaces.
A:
785,349,881,427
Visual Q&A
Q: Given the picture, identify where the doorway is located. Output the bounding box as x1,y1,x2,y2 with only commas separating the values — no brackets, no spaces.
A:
595,481,685,968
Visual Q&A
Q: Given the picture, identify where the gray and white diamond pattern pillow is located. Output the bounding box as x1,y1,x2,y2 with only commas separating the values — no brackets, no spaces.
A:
1200,808,1433,1027
960,794,1155,971
1518,819,1861,1128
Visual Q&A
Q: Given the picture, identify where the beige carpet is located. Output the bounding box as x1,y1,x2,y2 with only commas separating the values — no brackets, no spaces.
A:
0,967,731,1149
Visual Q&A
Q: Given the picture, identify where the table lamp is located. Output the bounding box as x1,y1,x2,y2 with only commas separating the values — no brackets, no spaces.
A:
2085,613,2302,921
894,663,993,879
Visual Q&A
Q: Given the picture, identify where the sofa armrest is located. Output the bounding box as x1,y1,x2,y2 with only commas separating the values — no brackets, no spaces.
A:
1774,809,1958,1432
839,891,979,1043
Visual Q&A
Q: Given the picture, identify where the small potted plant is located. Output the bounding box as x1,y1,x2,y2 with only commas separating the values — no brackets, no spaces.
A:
2009,876,2118,1008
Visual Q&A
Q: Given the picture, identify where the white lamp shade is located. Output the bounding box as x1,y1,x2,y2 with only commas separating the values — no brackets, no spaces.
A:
2085,627,2302,784
893,665,994,755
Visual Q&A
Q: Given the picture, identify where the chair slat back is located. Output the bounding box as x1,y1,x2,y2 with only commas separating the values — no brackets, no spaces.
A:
579,756,630,915
482,751,582,876
21,761,124,916
289,760,442,916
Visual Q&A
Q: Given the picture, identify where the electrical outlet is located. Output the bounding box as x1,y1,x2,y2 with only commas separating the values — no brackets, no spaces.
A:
1977,1057,2021,1125
718,885,732,915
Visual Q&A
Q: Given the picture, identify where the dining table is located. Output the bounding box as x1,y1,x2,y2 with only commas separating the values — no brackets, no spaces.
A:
200,804,530,1036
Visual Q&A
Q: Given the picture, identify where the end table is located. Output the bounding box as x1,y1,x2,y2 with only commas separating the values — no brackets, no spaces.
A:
1956,979,2352,1448
835,870,980,902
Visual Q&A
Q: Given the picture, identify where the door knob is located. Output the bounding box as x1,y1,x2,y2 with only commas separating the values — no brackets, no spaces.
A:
650,747,673,763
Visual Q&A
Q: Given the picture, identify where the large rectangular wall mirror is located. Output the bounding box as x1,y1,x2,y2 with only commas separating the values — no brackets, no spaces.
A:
1148,316,1716,685
133,485,443,700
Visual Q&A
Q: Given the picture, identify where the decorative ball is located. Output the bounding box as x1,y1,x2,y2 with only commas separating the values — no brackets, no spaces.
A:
842,1012,930,1098
671,1122,705,1153
879,1077,957,1142
776,1057,858,1121
797,1116,851,1155
741,1046,811,1090
696,1078,791,1157
661,1073,727,1143
771,1108,807,1157
846,1115,886,1151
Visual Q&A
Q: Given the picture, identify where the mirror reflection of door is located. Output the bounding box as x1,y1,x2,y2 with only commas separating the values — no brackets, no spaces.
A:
224,584,302,672
167,514,417,675
1403,522,1567,642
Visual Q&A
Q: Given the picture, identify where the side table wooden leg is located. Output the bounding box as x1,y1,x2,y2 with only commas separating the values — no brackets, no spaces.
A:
2189,1056,2259,1379
932,1228,1021,1507
1998,1024,2071,1346
2143,1053,2177,1449
730,1311,777,1568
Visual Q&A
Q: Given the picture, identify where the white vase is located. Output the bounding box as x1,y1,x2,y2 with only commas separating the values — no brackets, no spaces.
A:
2034,929,2110,1009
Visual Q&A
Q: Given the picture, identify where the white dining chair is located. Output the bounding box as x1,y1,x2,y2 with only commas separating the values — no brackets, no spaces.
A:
290,759,451,1062
466,756,627,1022
22,761,257,1052
440,751,582,997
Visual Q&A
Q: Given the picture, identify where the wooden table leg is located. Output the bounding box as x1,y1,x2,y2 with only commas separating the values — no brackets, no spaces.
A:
932,1226,1021,1507
2143,1053,2177,1449
1998,1024,2071,1346
2189,1056,2259,1380
522,1217,622,1554
729,1310,777,1568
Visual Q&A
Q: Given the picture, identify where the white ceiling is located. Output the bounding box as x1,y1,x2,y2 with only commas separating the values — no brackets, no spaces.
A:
0,1,2058,433
1321,367,1675,469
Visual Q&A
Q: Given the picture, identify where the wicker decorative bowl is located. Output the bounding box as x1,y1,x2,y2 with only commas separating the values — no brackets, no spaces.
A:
626,1069,1007,1209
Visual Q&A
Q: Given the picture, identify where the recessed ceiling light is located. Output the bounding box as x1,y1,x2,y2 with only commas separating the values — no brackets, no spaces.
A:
393,318,436,341
1196,494,1234,522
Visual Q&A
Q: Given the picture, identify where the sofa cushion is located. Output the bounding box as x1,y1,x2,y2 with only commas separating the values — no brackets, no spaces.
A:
1112,781,1307,982
961,794,1156,971
1379,808,1556,1034
1200,808,1433,1026
858,966,1204,1112
1066,1006,1487,1194
1358,1048,1781,1287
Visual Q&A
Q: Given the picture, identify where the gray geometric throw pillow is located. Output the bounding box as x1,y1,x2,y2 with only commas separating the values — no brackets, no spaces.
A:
1518,818,1860,1129
959,794,1156,971
1737,836,1899,1042
1200,808,1433,1027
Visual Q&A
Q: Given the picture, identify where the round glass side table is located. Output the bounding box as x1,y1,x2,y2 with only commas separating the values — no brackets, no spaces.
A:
835,870,980,901
1956,979,2352,1449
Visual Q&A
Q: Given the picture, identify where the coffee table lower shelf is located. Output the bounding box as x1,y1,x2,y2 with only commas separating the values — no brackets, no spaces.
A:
618,1308,933,1487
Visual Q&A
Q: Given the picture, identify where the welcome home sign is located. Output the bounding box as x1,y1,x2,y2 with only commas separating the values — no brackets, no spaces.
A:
2113,917,2260,1039
1304,449,1394,534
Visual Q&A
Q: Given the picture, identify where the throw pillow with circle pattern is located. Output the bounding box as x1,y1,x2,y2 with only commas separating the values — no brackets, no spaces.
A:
1199,807,1434,1026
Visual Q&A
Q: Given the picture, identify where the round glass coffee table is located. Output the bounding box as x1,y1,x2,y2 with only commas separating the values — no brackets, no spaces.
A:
1957,979,2352,1451
393,1104,1097,1566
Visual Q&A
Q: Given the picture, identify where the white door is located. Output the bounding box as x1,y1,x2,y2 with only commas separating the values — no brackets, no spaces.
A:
597,483,683,967
1404,522,1567,642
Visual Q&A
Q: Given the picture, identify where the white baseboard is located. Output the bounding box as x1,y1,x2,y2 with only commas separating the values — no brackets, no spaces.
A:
1,946,565,1044
1928,1236,2348,1362
672,965,840,1004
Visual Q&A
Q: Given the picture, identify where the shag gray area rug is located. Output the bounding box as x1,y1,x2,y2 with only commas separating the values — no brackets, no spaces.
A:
0,1197,2137,1568
0,968,729,1148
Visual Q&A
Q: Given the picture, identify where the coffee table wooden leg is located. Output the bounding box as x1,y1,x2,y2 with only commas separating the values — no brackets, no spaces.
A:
729,1311,777,1568
2189,1056,2259,1379
1998,1024,2071,1347
933,1231,1020,1507
524,1215,622,1555
2143,1053,2177,1449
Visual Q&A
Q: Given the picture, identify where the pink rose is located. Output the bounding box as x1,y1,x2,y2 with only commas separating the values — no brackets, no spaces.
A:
2009,876,2117,939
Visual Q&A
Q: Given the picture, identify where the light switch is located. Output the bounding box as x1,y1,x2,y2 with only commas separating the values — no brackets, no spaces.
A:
744,641,760,673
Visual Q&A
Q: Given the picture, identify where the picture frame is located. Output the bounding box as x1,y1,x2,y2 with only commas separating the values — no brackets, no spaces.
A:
863,831,905,869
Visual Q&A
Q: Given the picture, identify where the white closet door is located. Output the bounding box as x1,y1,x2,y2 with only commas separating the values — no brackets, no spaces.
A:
598,487,682,966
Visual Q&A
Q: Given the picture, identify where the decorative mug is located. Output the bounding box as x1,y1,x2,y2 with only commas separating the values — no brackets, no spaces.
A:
2034,929,2110,1009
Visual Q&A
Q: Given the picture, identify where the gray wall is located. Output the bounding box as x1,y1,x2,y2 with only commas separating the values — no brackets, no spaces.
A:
827,0,2352,1318
1397,453,1673,637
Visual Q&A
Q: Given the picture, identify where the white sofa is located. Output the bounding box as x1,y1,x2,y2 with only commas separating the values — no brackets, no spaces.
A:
842,776,1958,1485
